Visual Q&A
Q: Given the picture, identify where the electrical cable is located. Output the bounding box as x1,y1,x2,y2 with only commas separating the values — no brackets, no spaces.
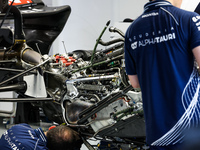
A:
0,0,15,28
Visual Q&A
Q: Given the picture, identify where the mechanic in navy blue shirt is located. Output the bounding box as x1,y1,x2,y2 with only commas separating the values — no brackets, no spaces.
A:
0,123,83,150
125,0,200,149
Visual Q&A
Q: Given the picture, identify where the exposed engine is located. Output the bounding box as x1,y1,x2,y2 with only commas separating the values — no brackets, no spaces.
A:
42,27,145,140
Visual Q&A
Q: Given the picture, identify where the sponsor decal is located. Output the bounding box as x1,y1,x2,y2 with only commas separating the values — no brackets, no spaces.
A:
4,131,19,150
130,27,176,50
131,33,176,50
142,12,159,18
28,130,35,139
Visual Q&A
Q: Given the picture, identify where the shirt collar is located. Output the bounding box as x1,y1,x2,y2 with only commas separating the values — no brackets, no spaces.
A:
144,0,172,13
34,128,47,143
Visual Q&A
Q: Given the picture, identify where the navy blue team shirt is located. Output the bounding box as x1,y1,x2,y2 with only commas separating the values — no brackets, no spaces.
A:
125,0,200,147
0,123,48,150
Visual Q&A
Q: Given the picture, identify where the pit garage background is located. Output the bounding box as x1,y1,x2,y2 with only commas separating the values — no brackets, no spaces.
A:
0,0,199,150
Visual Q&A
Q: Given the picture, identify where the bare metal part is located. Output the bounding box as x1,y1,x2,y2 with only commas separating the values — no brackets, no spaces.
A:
22,48,42,65
0,67,37,74
77,84,106,91
0,82,26,92
109,26,125,38
64,99,92,124
99,38,124,46
0,58,50,86
61,99,88,127
0,97,53,102
77,85,133,124
78,93,101,102
68,74,119,83
66,74,119,98
0,59,17,63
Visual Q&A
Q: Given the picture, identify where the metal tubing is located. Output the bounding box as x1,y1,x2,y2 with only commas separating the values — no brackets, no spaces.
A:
0,82,26,92
68,74,118,83
77,85,133,124
109,26,125,38
71,54,124,73
0,60,17,63
99,38,124,46
0,58,50,86
0,67,37,74
0,97,53,102
102,43,124,54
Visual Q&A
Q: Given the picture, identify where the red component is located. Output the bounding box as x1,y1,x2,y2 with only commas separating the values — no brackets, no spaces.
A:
61,59,68,63
68,58,76,62
54,54,76,67
60,56,65,59
64,62,73,67
55,55,60,63
48,125,56,130
9,0,33,5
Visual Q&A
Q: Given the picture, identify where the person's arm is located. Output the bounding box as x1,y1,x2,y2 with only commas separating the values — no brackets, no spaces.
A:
192,46,200,68
128,75,140,88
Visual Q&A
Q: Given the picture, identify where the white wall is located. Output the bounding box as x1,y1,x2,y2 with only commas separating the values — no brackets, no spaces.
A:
181,0,199,11
47,0,147,55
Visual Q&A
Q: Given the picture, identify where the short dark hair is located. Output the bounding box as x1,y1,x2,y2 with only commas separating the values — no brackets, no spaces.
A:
46,125,83,150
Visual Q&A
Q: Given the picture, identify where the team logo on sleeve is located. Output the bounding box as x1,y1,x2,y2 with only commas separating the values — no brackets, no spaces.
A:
192,16,200,31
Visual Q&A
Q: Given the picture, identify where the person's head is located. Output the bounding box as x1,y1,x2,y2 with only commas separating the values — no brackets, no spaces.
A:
46,125,83,150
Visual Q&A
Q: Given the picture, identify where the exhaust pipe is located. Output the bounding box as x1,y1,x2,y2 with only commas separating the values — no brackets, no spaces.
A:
22,48,43,65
